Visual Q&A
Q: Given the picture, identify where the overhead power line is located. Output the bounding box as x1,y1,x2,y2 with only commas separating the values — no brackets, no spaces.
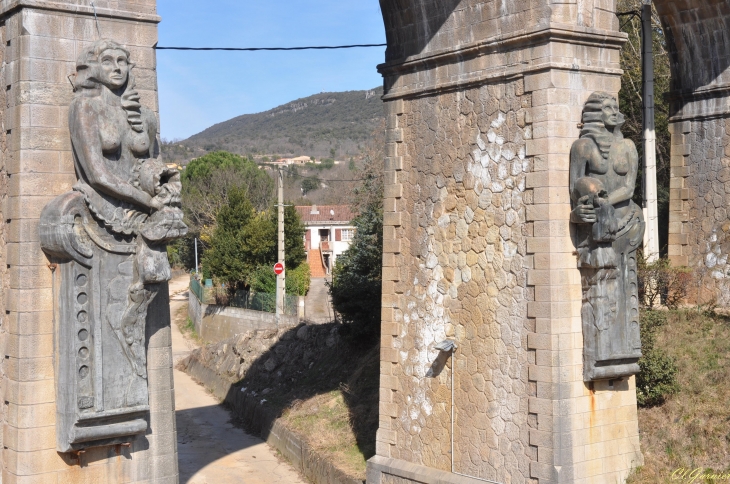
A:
155,43,386,52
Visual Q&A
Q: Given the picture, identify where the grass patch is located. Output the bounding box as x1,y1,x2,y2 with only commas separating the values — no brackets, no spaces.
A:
184,317,196,334
273,344,380,479
628,310,730,483
174,303,201,342
283,390,367,475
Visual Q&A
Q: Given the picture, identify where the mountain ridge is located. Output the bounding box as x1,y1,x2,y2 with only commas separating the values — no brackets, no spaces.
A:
163,86,384,164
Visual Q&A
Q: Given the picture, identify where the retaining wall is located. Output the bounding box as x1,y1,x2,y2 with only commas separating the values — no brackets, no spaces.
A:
188,287,299,343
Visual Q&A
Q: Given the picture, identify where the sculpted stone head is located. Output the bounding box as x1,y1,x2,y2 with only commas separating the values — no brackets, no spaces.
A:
578,91,626,158
74,39,134,91
580,91,625,130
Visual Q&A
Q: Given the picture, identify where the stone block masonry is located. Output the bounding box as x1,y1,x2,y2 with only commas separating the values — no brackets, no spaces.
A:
380,81,533,481
0,1,178,483
0,1,721,483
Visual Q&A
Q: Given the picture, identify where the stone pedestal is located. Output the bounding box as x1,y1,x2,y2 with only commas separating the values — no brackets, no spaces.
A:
0,1,178,483
370,1,643,483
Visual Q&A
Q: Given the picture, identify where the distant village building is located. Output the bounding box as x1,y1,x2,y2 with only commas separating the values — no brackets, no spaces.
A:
275,155,313,165
295,205,356,278
288,155,312,164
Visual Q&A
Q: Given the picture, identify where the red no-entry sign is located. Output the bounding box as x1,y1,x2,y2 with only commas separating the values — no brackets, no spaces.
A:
274,262,284,275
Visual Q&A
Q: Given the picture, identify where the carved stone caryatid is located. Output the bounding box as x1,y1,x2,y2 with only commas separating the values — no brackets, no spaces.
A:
570,92,645,382
40,39,187,451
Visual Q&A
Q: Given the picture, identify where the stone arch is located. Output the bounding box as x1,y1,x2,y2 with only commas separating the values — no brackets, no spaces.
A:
379,0,462,62
654,0,730,301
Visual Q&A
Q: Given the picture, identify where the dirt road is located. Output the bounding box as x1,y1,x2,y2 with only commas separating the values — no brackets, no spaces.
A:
304,277,333,323
168,276,306,484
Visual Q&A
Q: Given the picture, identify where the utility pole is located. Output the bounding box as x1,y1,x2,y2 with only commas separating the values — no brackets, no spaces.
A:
276,167,285,316
194,237,198,275
642,0,660,262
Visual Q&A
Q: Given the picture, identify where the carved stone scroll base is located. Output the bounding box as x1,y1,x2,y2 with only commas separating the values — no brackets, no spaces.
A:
581,213,644,381
42,191,162,451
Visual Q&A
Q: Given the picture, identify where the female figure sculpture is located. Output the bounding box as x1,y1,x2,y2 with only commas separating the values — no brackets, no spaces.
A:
40,39,186,451
569,92,645,382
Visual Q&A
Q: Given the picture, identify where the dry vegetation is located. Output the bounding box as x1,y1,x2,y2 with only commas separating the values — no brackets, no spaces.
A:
181,323,381,481
278,345,380,478
283,390,368,475
628,310,730,483
280,161,360,206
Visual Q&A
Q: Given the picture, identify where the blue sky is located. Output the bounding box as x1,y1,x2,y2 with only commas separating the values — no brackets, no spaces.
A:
156,1,386,140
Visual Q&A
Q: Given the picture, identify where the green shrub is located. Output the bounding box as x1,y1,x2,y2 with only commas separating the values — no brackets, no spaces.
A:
301,177,320,195
202,188,266,292
249,261,310,297
166,243,181,268
287,262,311,296
166,236,198,271
329,205,383,346
636,310,679,407
250,265,277,294
637,255,693,309
203,187,305,292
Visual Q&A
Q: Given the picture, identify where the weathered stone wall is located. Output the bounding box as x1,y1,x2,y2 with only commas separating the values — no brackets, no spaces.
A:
381,82,532,481
657,0,730,304
0,1,178,482
0,17,8,470
667,118,730,302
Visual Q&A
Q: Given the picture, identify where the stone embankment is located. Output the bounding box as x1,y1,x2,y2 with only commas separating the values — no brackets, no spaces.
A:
178,323,366,484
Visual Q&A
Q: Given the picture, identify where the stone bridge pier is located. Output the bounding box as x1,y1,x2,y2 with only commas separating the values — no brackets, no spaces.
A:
657,0,730,303
0,1,176,483
368,1,730,484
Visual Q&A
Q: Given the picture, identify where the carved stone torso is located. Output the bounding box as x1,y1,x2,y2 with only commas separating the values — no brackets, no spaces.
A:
570,92,645,382
39,39,187,452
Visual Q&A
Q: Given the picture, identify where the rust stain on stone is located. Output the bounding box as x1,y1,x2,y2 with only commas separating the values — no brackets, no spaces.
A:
588,382,596,442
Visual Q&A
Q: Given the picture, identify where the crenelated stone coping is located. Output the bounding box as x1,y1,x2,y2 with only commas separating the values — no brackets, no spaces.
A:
180,354,365,484
0,0,161,22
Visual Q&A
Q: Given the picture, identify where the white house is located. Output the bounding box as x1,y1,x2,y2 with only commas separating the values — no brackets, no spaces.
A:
275,155,312,165
295,205,356,277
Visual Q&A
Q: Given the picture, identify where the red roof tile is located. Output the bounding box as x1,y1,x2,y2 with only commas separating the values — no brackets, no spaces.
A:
295,205,355,224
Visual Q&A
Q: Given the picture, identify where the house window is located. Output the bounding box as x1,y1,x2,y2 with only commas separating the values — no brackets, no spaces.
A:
341,229,355,241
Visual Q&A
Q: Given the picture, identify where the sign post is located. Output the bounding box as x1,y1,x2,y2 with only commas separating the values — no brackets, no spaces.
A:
276,167,285,316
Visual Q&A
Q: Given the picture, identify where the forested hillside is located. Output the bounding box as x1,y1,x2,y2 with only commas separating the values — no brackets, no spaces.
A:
162,87,384,164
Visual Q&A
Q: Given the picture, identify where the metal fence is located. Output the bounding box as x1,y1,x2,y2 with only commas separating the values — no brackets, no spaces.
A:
230,291,299,316
189,276,298,316
190,277,205,302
